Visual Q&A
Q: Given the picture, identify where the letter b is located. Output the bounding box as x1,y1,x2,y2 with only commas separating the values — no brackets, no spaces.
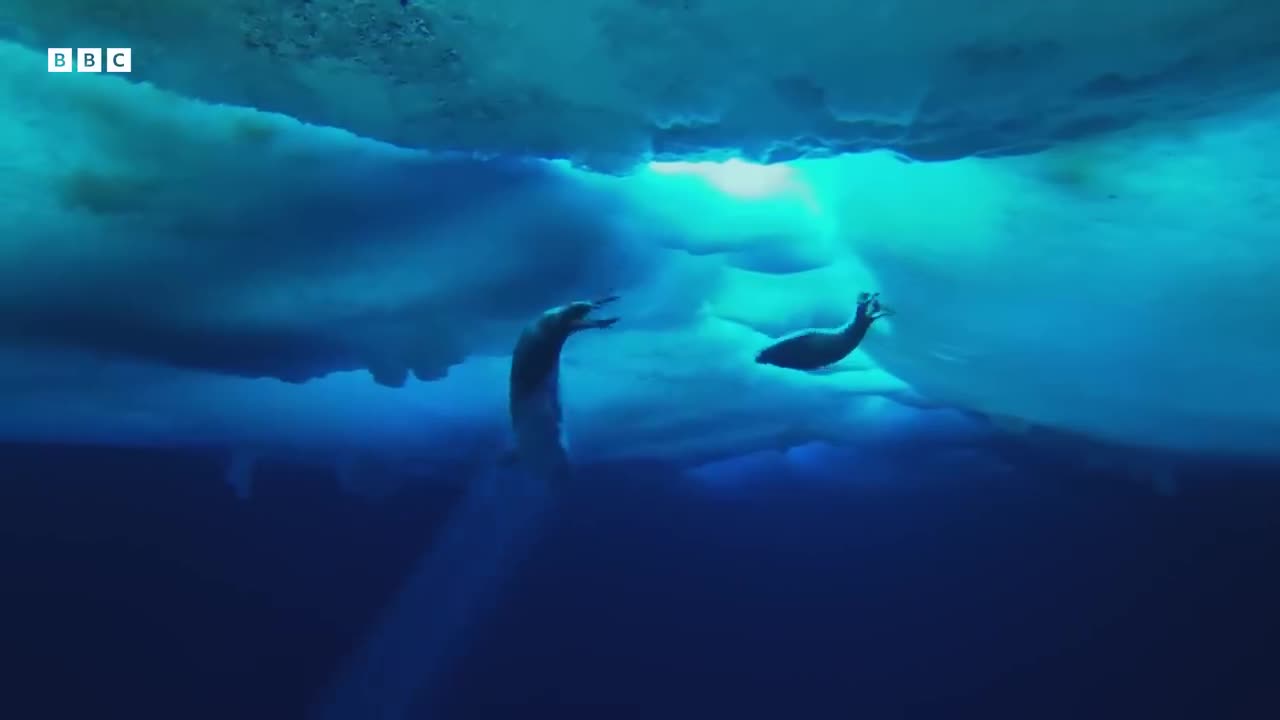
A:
47,48,72,73
77,48,102,72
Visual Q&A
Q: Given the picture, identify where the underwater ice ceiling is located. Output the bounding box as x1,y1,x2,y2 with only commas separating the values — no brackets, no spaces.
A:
5,0,1280,170
2,34,1279,467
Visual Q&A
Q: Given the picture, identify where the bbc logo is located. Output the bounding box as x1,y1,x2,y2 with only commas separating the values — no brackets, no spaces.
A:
48,48,132,73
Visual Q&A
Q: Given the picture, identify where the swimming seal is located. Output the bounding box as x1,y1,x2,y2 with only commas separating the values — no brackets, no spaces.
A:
755,292,894,371
507,295,620,484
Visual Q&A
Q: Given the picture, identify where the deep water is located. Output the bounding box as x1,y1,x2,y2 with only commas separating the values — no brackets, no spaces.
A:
4,444,1279,719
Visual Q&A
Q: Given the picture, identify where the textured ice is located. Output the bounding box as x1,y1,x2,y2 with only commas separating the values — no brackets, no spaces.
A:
5,1,1280,170
0,38,1278,483
0,41,661,386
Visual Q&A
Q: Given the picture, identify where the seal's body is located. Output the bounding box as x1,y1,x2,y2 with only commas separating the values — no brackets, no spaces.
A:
755,292,893,371
507,296,619,484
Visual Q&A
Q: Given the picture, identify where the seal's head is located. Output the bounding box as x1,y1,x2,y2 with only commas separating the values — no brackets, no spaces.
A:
510,294,622,409
553,295,621,336
856,291,894,321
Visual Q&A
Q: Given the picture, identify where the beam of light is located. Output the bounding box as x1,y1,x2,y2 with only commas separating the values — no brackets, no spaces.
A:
311,468,550,720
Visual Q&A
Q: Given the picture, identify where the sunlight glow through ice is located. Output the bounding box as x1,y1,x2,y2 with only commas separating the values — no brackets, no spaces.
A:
647,158,798,198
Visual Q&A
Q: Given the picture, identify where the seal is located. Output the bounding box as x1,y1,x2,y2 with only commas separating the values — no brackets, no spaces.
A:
507,295,620,484
755,292,894,371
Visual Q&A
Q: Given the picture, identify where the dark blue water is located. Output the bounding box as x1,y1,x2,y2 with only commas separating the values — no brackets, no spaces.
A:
3,444,1279,719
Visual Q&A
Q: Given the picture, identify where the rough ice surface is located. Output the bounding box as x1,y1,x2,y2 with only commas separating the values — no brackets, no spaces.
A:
4,1,1280,170
0,40,657,386
1,33,1279,487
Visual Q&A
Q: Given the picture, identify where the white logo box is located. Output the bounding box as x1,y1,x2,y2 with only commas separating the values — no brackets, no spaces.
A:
48,48,132,73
